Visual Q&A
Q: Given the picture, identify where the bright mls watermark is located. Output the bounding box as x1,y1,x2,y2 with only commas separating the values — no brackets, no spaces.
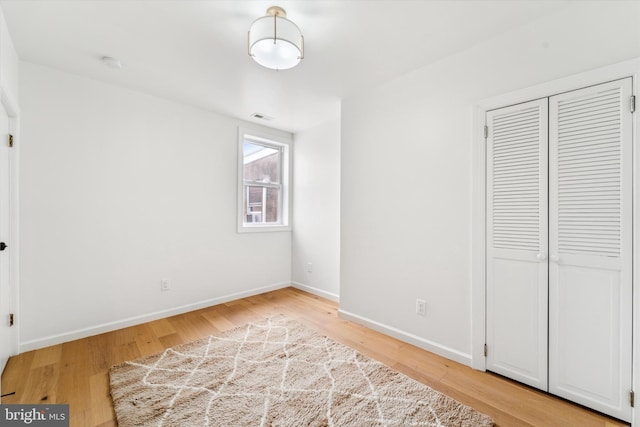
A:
0,405,69,426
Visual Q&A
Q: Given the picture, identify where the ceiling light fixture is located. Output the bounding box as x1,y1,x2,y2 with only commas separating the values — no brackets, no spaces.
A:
248,6,304,71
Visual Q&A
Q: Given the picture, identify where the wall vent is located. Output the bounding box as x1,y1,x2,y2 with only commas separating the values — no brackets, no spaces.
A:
250,112,274,121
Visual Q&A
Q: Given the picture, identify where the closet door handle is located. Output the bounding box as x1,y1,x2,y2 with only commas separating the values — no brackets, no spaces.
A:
550,255,560,262
536,253,547,261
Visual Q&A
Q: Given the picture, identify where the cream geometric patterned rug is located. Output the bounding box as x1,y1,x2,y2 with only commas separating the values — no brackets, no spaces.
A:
110,316,494,426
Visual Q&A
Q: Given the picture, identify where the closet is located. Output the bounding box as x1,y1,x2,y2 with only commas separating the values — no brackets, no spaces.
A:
485,78,633,422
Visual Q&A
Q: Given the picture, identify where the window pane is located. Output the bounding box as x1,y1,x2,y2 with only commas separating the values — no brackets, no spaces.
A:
265,187,279,222
245,186,264,223
243,142,280,183
244,185,280,224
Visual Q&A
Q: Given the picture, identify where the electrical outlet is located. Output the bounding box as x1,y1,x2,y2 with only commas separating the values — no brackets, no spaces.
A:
416,299,426,316
161,279,170,291
307,262,313,273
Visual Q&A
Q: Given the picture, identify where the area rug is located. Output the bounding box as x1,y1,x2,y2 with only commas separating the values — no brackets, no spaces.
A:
109,316,494,426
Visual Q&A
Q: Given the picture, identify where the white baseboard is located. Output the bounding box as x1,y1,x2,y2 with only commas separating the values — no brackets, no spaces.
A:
19,282,291,352
338,309,472,366
290,281,339,302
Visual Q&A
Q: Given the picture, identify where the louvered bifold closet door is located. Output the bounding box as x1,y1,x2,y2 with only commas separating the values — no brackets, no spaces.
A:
486,98,548,391
548,78,633,422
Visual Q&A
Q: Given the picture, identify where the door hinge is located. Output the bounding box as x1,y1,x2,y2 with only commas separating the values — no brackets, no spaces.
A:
631,95,636,113
8,134,13,148
483,125,488,139
484,343,488,357
631,390,635,407
9,313,14,327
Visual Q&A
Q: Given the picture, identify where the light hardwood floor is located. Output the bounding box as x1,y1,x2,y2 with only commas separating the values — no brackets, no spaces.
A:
1,287,627,426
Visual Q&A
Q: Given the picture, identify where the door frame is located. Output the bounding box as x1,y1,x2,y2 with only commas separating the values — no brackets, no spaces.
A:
0,81,19,375
471,58,640,424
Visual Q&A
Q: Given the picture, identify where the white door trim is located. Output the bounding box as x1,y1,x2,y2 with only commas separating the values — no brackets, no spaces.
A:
471,58,640,424
0,83,19,374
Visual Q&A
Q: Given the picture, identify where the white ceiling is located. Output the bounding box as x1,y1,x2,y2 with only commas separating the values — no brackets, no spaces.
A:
0,0,571,132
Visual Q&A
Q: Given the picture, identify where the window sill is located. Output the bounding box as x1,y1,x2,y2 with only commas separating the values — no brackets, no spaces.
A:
237,224,292,233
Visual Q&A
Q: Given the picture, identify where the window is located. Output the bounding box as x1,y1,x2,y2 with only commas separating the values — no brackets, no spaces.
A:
238,128,291,232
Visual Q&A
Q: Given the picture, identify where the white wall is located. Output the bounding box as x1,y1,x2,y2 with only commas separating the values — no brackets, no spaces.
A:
340,1,640,364
19,62,292,350
292,119,340,300
0,8,18,103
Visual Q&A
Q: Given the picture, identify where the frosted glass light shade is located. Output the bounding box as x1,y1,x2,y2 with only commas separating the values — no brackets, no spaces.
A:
248,8,303,71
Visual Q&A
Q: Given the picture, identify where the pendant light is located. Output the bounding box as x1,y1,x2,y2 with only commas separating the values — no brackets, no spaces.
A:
248,6,304,71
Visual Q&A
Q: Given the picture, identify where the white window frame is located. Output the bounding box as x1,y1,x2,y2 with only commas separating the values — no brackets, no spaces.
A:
237,127,292,233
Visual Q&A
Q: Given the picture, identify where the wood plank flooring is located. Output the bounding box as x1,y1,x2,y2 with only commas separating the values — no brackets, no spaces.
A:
1,287,627,426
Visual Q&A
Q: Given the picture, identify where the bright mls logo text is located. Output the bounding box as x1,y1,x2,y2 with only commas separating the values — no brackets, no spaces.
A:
1,404,69,426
